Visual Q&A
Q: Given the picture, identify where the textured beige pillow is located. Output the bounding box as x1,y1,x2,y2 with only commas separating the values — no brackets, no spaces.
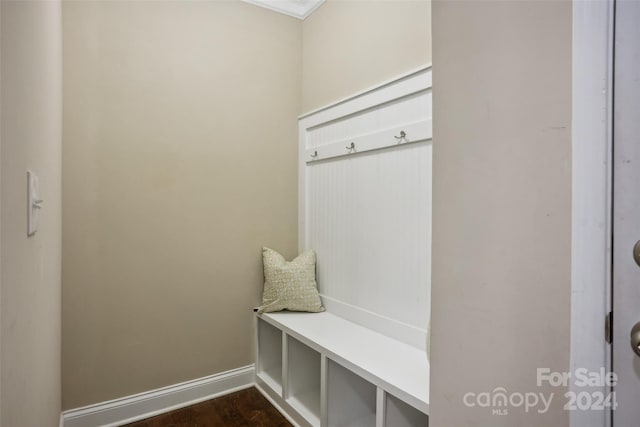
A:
258,247,324,313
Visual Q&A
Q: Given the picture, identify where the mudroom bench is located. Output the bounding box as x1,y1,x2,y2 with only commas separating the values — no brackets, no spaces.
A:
254,311,429,427
255,65,433,427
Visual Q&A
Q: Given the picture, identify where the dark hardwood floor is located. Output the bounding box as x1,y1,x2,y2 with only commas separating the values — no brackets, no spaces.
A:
122,387,292,427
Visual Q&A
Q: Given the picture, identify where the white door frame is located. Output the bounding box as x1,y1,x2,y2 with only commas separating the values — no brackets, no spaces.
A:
611,0,640,425
570,1,614,426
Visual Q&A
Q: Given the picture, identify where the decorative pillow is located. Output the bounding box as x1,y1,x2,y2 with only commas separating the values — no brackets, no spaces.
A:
258,247,324,313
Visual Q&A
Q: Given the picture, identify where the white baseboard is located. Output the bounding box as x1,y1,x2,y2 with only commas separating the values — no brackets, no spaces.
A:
62,365,255,427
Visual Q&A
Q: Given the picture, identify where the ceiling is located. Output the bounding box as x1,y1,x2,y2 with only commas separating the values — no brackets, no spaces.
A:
240,0,326,20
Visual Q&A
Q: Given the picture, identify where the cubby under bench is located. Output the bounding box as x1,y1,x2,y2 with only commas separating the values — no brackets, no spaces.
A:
255,311,429,427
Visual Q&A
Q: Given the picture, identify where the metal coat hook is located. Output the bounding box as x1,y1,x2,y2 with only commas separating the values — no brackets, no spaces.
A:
346,142,355,152
394,130,407,141
311,150,318,160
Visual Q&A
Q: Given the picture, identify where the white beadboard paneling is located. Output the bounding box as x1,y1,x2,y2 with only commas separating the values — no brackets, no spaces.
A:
306,142,431,330
298,67,432,345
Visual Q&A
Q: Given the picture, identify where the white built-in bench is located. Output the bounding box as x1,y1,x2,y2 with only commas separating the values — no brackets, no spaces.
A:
256,65,433,427
255,311,429,427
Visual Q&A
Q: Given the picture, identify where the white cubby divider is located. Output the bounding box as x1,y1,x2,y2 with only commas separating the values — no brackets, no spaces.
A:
254,311,429,427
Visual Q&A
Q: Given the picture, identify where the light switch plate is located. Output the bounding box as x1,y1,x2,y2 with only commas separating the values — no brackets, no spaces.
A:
27,170,40,236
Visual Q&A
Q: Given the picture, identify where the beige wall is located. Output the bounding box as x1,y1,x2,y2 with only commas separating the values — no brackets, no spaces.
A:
62,1,301,409
0,2,2,421
430,1,572,426
1,1,63,426
301,0,431,113
62,0,431,410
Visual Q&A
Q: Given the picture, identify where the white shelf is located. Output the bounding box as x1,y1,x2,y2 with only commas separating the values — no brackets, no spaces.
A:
385,393,429,427
327,359,377,427
286,336,321,427
259,311,429,415
257,318,283,395
288,391,321,427
257,369,282,396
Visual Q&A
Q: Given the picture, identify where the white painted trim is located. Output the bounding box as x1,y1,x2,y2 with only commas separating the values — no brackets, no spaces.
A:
305,120,432,163
298,64,432,120
297,121,307,259
570,1,613,427
240,0,325,20
321,295,427,351
61,366,255,427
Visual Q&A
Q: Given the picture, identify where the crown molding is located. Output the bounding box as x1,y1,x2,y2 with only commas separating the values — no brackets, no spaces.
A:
241,0,325,20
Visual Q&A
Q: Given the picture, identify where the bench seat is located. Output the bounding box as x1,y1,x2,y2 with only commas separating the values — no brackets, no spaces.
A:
258,311,429,417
